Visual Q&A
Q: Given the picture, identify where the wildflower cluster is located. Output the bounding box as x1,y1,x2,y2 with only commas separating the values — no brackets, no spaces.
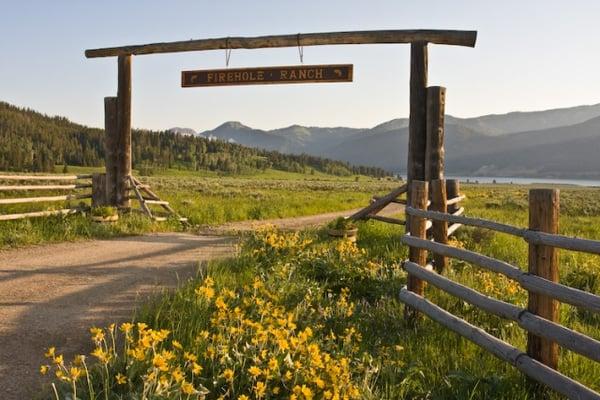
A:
42,322,209,399
474,269,525,304
42,273,366,399
248,228,393,281
191,276,363,399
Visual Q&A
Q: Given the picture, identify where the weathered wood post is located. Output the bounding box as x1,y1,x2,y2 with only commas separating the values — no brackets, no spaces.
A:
91,173,106,207
431,179,448,273
405,180,429,321
116,55,132,209
425,86,445,183
104,97,118,206
446,179,460,214
406,42,428,230
527,189,560,370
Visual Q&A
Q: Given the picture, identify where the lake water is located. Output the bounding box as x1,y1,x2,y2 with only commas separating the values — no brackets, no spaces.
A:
393,175,600,187
446,176,600,187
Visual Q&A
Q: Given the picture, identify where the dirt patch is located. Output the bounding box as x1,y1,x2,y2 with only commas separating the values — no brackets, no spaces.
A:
201,203,403,234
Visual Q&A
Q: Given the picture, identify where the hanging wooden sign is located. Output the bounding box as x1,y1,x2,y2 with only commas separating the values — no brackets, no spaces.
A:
181,64,353,87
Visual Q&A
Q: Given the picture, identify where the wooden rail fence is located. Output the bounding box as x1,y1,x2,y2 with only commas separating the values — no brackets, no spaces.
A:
0,173,92,221
351,179,465,239
398,180,600,399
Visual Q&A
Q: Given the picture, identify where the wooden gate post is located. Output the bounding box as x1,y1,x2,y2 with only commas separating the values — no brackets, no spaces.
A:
431,179,448,273
104,97,118,206
91,173,107,207
116,55,132,209
425,86,446,183
406,42,428,230
405,180,429,321
527,189,560,370
446,179,460,214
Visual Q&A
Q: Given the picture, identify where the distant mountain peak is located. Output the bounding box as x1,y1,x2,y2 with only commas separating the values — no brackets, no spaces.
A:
217,121,251,130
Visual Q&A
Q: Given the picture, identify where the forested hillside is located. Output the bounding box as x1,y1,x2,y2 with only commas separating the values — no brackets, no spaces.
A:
0,102,388,177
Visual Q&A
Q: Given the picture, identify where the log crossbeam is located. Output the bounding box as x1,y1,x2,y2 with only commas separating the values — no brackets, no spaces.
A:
85,30,477,58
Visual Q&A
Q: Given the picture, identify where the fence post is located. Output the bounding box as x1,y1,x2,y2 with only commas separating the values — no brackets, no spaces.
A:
527,189,559,370
406,42,428,231
405,180,429,321
431,179,448,273
425,86,446,183
446,179,460,214
116,55,132,209
91,173,107,207
104,96,118,206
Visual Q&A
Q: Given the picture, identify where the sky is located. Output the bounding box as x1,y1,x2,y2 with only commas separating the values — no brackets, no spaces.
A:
1,1,599,132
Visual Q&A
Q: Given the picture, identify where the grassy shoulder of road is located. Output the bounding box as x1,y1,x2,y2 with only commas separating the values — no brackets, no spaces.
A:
0,167,399,250
40,183,600,399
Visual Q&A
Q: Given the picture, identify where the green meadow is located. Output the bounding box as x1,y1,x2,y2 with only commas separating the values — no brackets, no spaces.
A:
39,181,600,399
0,167,399,249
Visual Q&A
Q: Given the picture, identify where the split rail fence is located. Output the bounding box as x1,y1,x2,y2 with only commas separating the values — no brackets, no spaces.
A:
399,179,600,399
0,174,92,221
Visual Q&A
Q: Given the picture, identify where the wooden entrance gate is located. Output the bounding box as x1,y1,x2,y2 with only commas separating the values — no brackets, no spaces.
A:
85,29,477,213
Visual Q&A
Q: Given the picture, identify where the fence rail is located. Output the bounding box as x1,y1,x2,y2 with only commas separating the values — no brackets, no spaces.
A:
403,261,600,362
406,206,600,255
399,179,600,399
401,235,600,313
399,288,600,400
0,173,92,221
0,174,92,181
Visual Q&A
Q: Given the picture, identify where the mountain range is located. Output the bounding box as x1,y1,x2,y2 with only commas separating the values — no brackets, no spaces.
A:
172,103,600,179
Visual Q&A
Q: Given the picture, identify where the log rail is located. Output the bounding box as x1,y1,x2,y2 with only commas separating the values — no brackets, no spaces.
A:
399,180,600,399
0,173,92,221
85,30,477,58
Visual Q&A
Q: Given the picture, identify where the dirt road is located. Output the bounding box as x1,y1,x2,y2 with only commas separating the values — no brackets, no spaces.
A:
0,204,402,398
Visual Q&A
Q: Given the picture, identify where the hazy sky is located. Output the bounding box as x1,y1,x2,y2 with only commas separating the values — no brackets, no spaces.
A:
1,1,599,131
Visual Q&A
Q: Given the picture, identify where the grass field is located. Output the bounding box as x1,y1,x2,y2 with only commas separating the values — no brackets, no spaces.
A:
0,167,399,249
40,182,600,399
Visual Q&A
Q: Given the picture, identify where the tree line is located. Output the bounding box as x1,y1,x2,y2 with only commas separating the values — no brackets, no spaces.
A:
0,101,390,177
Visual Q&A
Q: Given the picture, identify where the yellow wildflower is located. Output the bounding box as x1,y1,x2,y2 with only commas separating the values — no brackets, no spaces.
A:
172,340,183,350
181,381,196,395
222,368,234,382
301,385,314,399
40,365,49,375
44,347,55,358
90,327,105,342
172,367,184,383
55,370,68,381
116,373,127,385
254,381,267,398
69,367,83,381
248,365,262,377
152,354,169,372
192,362,203,375
91,347,110,364
268,357,278,370
315,377,325,389
120,322,134,334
